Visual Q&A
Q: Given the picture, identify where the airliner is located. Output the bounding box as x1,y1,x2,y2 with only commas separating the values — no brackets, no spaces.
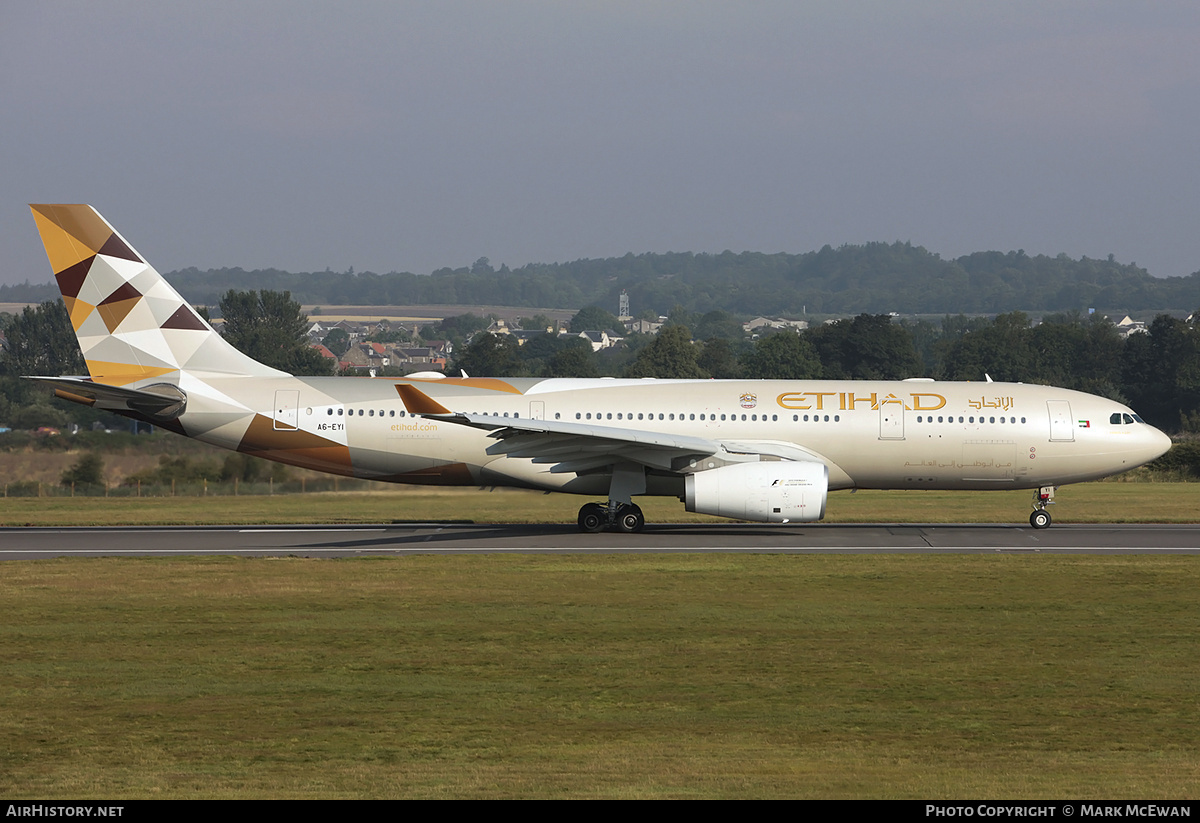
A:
28,204,1171,531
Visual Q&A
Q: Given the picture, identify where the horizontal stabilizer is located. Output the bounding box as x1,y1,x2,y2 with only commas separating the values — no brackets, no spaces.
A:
28,376,187,419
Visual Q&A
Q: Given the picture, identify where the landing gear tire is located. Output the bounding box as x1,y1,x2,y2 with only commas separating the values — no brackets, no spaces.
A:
578,503,606,533
617,505,645,533
1030,509,1052,530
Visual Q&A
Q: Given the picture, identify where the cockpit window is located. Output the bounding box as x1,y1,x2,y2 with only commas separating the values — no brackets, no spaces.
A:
1123,413,1135,424
1111,413,1122,424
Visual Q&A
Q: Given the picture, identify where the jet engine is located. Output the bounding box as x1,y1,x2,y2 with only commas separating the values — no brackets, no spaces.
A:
684,460,828,523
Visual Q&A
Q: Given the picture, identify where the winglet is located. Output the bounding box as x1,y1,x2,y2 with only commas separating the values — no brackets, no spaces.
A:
395,383,452,415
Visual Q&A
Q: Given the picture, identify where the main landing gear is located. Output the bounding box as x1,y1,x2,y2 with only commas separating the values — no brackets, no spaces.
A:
1030,486,1056,529
578,502,645,533
578,462,648,533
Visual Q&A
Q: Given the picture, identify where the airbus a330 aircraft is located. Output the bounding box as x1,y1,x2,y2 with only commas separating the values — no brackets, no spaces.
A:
28,204,1172,531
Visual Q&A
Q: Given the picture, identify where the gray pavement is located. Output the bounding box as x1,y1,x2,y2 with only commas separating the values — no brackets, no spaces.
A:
2,522,1199,559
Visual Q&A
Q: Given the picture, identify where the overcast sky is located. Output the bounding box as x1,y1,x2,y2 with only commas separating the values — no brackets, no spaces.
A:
3,1,1198,290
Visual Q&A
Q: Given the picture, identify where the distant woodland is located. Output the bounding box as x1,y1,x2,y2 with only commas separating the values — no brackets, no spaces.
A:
5,242,1200,315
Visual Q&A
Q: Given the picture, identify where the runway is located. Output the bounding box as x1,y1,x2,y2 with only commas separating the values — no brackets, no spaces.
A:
2,522,1200,559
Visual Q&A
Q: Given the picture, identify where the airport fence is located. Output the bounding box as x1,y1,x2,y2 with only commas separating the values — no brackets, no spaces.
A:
2,477,387,498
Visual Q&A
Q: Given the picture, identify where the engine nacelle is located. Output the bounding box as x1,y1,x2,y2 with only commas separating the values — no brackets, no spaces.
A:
684,460,828,523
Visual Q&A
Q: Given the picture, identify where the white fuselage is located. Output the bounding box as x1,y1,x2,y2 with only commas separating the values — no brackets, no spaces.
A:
181,375,1172,497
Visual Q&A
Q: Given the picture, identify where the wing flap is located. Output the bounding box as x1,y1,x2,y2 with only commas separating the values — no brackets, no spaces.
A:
425,411,723,474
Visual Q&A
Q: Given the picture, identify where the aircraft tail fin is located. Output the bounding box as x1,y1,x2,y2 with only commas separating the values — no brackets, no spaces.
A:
29,204,286,386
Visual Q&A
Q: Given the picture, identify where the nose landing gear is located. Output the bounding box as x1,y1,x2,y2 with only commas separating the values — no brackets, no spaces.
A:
1030,486,1056,529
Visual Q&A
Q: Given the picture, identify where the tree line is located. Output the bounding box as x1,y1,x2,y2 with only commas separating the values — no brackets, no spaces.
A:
158,246,1199,315
7,292,1200,435
452,308,1200,433
6,241,1198,316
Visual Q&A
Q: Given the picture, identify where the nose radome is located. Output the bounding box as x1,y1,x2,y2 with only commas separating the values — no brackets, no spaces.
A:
1147,425,1172,461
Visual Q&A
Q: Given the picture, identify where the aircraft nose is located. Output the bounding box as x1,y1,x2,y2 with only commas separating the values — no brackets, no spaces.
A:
1142,424,1173,463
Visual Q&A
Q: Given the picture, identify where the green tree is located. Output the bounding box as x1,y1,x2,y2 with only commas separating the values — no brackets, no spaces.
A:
808,314,922,379
937,312,1034,382
220,452,290,483
60,452,104,487
0,300,89,423
569,305,622,334
543,343,598,377
9,403,69,430
517,332,568,364
1,300,85,379
518,314,553,331
741,330,823,379
693,310,744,343
1121,315,1200,431
625,325,707,378
218,290,329,375
322,328,351,356
454,333,521,377
429,313,493,349
697,337,742,379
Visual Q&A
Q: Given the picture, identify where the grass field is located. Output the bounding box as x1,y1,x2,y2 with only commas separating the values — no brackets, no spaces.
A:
2,554,1197,798
1,480,1199,527
4,483,1199,798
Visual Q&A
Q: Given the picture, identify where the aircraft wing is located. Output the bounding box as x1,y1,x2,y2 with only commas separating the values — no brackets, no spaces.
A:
398,382,834,475
426,412,723,473
425,411,835,476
